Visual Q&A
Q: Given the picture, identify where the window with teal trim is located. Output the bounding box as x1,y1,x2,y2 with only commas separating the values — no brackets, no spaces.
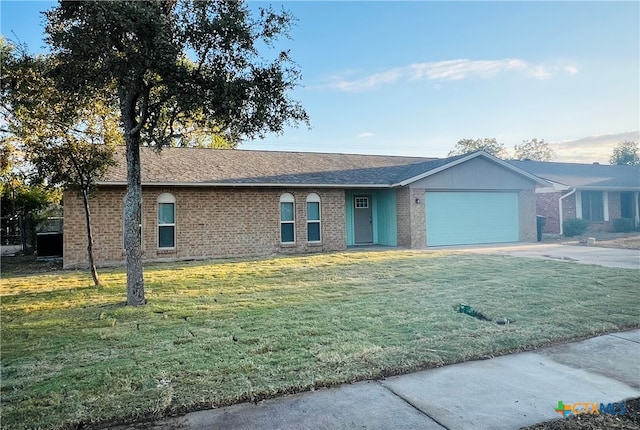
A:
157,193,176,249
306,193,321,243
280,193,295,244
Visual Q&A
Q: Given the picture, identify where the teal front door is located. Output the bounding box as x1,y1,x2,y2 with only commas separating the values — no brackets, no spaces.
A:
354,195,373,244
426,192,519,246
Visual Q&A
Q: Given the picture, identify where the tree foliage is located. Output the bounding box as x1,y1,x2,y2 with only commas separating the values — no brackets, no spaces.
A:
513,138,556,161
44,0,309,305
1,37,118,284
610,141,640,166
0,141,60,253
448,138,508,158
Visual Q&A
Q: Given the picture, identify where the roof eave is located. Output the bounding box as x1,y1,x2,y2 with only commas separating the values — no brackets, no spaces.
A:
95,181,393,189
575,186,640,191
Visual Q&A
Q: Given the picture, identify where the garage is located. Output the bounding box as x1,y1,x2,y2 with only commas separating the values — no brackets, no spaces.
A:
425,191,519,246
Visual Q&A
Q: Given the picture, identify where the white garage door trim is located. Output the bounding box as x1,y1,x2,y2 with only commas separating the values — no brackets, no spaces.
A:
426,191,519,246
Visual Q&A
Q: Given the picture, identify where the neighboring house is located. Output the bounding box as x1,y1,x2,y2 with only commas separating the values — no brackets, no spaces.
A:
63,148,548,268
509,160,640,235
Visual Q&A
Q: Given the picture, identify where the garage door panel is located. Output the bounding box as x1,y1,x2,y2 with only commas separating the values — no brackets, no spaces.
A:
426,192,519,246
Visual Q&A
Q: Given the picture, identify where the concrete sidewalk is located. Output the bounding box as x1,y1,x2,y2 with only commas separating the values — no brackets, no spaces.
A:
458,243,640,270
118,329,640,430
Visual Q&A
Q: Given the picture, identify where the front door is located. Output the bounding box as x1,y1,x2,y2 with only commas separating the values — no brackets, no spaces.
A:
354,195,373,244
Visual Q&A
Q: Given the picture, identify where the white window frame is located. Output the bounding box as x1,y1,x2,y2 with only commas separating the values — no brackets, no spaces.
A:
578,191,607,222
355,196,369,209
306,193,322,243
280,193,296,244
157,193,176,249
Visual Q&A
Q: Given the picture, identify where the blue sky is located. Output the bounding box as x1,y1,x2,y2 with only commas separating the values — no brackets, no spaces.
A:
2,1,639,161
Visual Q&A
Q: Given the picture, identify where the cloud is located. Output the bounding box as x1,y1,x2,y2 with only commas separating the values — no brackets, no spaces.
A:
357,132,374,138
551,131,640,163
327,59,578,92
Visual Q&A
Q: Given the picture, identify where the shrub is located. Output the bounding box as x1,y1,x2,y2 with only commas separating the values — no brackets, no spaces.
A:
563,218,589,237
611,218,635,233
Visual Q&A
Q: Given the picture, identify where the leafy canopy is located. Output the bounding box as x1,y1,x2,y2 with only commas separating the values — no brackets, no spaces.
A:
513,138,556,161
1,36,118,193
448,138,508,158
610,141,640,166
44,0,309,147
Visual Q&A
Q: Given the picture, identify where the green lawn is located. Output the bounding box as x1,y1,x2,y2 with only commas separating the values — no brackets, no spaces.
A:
1,250,638,429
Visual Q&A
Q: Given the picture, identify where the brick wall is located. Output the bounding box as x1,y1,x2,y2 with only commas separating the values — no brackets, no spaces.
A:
519,190,537,242
535,191,562,234
395,186,427,248
395,186,411,247
608,192,622,220
63,186,346,268
409,188,426,248
555,191,626,233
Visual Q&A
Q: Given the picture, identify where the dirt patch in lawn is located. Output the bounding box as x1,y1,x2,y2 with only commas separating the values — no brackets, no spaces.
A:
542,232,640,250
522,397,640,430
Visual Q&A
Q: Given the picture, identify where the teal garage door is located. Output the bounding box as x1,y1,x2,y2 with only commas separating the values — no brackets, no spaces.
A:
426,192,519,246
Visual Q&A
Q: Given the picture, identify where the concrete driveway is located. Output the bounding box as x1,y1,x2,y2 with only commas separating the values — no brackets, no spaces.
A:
458,243,640,269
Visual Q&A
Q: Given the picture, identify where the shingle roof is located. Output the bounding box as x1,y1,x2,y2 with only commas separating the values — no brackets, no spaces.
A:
508,160,640,190
100,147,470,187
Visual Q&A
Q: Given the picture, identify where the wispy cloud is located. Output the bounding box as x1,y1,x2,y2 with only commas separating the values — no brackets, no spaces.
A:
357,132,374,138
327,59,578,92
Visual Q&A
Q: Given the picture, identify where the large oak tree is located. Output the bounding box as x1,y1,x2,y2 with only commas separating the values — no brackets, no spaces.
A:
44,1,309,305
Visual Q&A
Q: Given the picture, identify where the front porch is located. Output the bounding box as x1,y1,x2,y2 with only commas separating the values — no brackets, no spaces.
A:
345,190,398,247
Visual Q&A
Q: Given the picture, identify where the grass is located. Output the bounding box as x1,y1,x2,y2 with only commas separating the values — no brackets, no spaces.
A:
1,250,639,429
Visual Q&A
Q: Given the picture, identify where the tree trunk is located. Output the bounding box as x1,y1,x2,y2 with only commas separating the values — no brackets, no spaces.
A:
81,187,101,286
20,213,28,254
121,88,146,306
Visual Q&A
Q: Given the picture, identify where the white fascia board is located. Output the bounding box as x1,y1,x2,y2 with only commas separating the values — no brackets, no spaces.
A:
394,151,553,187
576,186,640,192
96,181,393,189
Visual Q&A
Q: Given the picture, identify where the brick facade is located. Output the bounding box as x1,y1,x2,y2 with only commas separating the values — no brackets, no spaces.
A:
395,186,411,248
536,190,630,234
518,190,537,242
395,187,429,248
608,192,622,220
64,187,346,268
535,191,562,234
408,188,427,248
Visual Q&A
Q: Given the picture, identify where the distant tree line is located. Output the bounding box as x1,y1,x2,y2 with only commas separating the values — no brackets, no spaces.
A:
448,136,639,165
448,137,556,161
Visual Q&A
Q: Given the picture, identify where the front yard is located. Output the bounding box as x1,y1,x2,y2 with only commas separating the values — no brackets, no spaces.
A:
1,250,638,429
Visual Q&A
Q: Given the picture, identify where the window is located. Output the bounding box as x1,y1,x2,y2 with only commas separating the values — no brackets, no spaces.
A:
306,193,321,243
355,196,369,209
280,193,295,244
621,192,634,219
157,193,176,249
581,191,604,222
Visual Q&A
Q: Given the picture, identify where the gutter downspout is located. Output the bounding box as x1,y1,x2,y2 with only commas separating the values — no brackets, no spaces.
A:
559,188,576,236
